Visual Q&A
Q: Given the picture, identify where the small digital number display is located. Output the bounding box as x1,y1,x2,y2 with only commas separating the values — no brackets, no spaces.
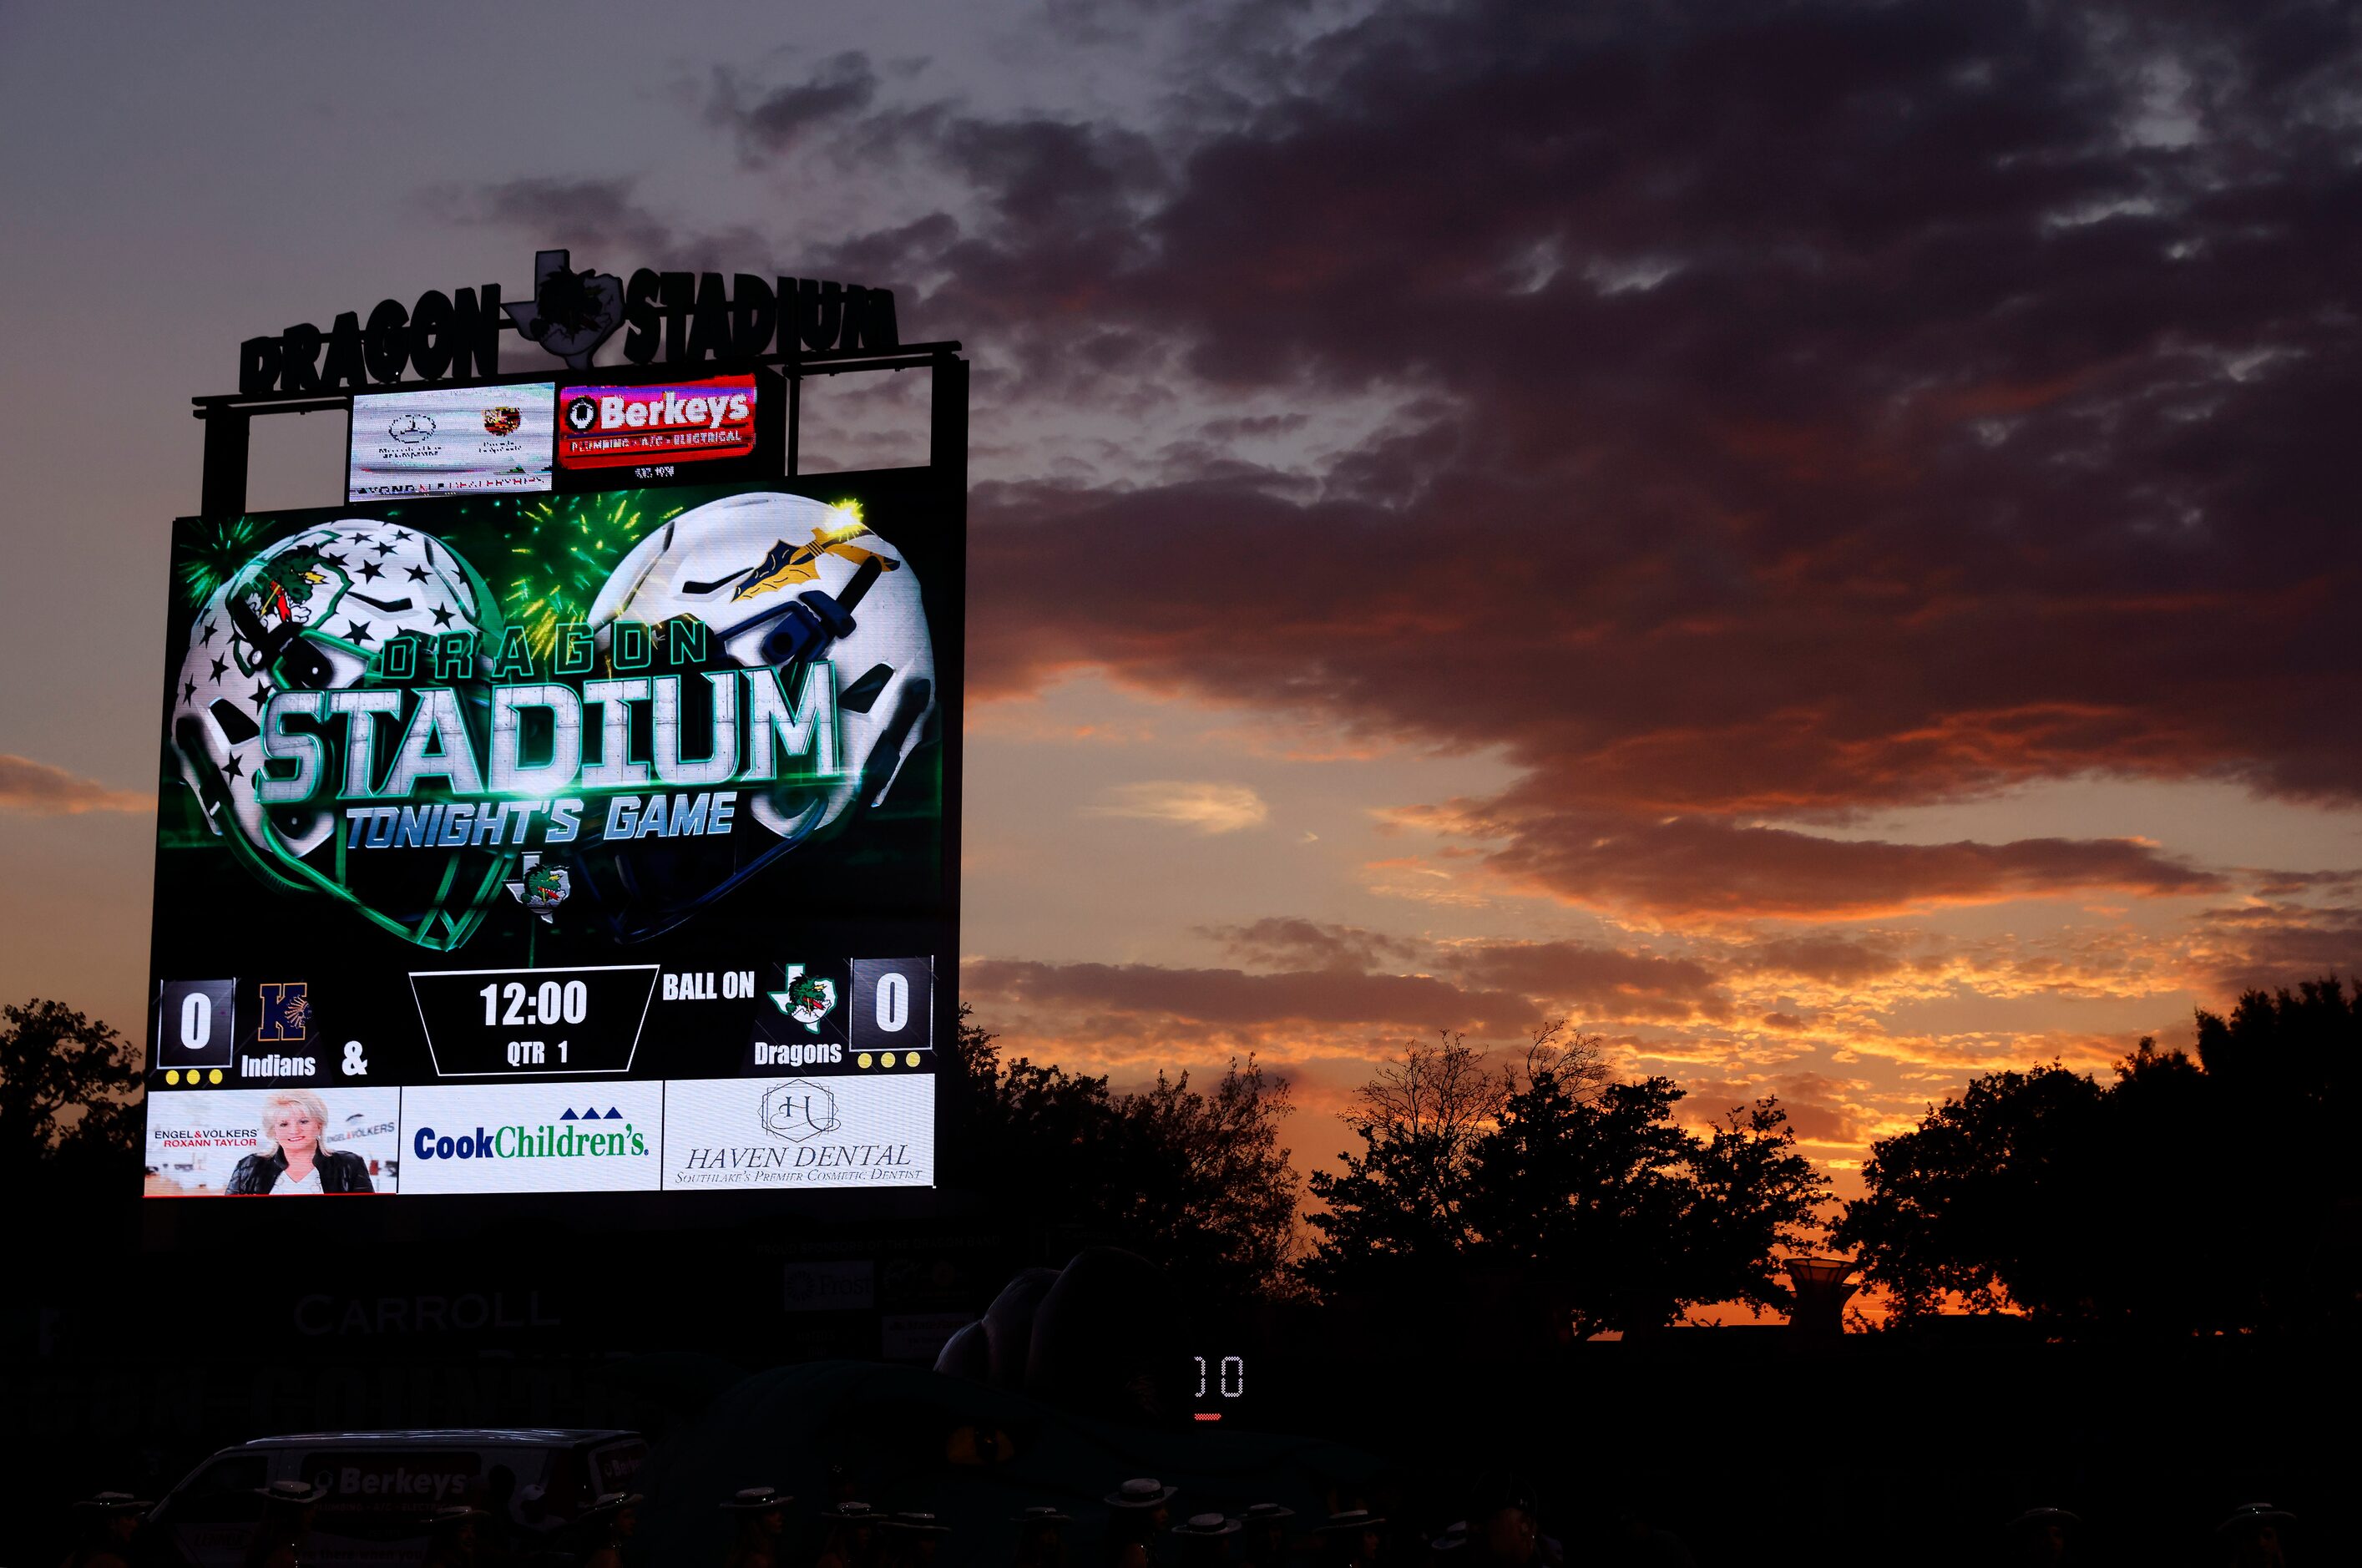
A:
1192,1353,1247,1415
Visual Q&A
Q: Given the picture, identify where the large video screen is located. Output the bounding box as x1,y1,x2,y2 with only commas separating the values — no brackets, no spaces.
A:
146,478,954,1201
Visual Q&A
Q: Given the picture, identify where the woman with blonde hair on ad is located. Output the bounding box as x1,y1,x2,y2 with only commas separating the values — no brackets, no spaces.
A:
225,1089,375,1194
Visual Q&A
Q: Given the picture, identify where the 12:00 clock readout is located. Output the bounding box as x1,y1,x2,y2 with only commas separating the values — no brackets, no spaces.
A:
479,979,591,1028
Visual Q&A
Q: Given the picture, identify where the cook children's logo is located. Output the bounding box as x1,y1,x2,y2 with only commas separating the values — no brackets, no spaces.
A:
412,1105,649,1161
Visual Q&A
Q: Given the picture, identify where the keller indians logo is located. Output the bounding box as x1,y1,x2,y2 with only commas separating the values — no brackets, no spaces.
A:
768,965,836,1034
256,981,311,1042
729,520,900,600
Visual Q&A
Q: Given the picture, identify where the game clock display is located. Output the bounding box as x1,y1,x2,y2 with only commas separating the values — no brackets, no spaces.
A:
142,477,959,1202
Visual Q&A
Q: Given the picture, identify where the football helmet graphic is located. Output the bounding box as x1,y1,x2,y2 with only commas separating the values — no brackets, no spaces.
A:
168,521,513,951
576,491,938,938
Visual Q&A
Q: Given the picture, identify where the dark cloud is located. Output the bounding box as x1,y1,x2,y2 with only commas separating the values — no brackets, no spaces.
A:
1456,812,2226,917
0,756,149,816
1440,938,1728,1019
2188,900,2362,994
971,924,1737,1035
1733,933,1909,986
962,956,1539,1037
1201,916,1426,972
432,177,768,272
458,0,2362,923
867,0,2362,917
708,52,882,159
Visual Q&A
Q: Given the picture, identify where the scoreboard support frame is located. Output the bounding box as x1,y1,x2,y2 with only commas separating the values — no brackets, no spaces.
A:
191,339,969,515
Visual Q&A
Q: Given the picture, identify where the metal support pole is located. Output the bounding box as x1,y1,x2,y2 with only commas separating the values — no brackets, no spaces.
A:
787,370,802,478
200,408,251,517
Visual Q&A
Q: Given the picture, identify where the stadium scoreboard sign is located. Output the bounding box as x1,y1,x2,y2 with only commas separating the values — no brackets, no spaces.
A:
147,250,965,1219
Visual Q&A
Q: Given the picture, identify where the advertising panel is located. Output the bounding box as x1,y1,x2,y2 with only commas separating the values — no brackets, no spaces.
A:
661,1073,935,1190
558,375,756,470
144,1087,403,1196
398,1082,664,1193
145,475,957,1209
348,384,555,500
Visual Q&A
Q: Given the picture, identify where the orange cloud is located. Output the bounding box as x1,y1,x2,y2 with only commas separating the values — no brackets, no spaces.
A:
0,756,150,817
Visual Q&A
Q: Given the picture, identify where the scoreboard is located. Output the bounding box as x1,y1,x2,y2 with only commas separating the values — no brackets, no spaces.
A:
150,250,963,1227
143,470,959,1207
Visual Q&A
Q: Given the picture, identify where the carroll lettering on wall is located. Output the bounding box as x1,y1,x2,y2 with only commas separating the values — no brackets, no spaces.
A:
294,1291,563,1335
239,249,900,396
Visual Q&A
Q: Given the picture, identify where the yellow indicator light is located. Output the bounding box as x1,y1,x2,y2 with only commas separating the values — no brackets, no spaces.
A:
164,1070,180,1085
904,1052,920,1067
857,1052,873,1069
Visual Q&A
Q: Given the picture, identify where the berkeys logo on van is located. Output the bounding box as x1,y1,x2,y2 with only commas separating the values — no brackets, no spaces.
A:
398,1083,663,1194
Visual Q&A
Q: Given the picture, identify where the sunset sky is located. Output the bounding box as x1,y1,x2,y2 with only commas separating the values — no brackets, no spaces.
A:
3,0,2359,1211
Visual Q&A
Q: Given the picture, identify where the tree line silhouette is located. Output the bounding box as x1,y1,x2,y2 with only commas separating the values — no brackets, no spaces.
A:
939,981,2362,1334
1297,1026,1824,1334
1836,977,2362,1335
6,979,2358,1333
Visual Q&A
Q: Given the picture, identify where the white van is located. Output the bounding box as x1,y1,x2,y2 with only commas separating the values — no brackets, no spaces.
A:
149,1428,648,1567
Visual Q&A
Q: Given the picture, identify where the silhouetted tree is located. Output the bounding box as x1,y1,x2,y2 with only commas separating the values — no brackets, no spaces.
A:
1831,1063,2109,1323
1836,977,2362,1335
1303,1024,1827,1332
1299,1030,1510,1288
0,1000,144,1242
947,1008,1299,1302
1110,1061,1299,1297
1684,1098,1837,1320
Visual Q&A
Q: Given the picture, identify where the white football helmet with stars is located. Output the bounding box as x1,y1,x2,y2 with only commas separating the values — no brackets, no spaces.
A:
167,519,511,950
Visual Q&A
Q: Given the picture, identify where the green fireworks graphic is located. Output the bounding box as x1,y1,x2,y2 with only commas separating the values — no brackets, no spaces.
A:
502,493,684,657
176,515,262,607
